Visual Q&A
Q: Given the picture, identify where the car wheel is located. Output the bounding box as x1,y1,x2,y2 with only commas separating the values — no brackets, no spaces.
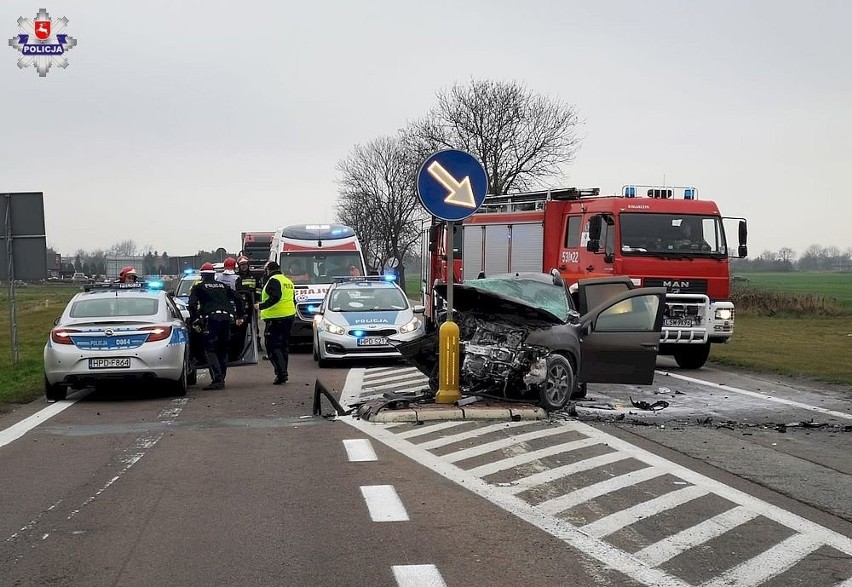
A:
44,376,67,401
312,338,319,362
673,343,711,369
318,356,332,368
539,354,574,411
571,381,587,400
171,359,188,397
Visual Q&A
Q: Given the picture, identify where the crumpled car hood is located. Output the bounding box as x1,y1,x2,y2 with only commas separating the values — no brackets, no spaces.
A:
434,283,564,326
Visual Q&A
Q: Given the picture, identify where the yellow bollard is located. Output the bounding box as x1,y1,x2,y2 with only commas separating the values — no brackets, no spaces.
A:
435,320,461,404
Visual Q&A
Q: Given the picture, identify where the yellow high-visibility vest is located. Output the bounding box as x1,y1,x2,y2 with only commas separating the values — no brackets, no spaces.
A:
260,274,295,319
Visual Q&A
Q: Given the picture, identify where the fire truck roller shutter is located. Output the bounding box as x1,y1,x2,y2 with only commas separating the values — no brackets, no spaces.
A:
462,225,484,281
484,225,510,276
509,223,544,273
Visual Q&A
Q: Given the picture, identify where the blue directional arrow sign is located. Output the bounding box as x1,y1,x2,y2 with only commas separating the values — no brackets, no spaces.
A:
416,149,488,222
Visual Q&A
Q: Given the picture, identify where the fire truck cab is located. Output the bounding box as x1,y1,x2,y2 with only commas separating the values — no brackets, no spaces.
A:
421,185,748,370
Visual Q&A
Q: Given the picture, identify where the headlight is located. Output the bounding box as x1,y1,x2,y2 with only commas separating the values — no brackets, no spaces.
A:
321,319,346,335
715,309,733,321
399,317,422,334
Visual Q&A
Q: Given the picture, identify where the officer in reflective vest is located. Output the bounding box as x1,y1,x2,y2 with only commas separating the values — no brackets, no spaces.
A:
254,261,295,384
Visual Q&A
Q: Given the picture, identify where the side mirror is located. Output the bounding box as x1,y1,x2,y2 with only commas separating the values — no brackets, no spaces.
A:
586,215,602,252
413,305,426,313
53,316,61,326
738,220,748,258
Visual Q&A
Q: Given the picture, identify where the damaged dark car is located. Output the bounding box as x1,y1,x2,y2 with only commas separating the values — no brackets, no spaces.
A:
395,273,666,411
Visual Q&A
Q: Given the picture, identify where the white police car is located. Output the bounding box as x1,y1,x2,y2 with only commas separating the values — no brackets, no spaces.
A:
312,277,426,367
44,281,194,400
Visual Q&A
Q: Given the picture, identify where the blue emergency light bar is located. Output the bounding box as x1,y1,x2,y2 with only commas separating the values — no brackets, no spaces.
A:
84,281,164,292
184,268,195,275
622,185,698,200
332,275,396,284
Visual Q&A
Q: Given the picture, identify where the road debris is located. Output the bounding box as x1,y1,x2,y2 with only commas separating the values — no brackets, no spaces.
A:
629,397,670,411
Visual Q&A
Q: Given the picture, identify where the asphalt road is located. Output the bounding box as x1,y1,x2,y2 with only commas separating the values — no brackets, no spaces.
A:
0,353,850,586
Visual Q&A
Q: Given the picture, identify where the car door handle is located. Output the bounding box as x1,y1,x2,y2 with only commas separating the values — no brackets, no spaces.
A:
641,343,658,349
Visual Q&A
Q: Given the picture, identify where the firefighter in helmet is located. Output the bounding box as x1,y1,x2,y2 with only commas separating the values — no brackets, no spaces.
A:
216,257,241,291
118,266,138,283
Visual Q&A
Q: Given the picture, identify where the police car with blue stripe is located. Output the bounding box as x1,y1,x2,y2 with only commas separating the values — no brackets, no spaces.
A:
312,276,426,367
44,280,195,400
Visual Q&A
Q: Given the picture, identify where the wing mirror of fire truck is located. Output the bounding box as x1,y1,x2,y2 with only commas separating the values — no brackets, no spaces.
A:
738,220,748,258
428,224,441,253
586,215,602,252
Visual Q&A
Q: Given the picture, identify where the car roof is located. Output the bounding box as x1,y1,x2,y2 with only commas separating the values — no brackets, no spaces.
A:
73,288,166,300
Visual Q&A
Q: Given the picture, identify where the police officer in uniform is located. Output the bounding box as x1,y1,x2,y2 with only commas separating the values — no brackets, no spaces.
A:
189,262,245,390
254,261,295,384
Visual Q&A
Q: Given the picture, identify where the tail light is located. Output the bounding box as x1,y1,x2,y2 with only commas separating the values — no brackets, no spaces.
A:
51,328,80,345
140,325,172,342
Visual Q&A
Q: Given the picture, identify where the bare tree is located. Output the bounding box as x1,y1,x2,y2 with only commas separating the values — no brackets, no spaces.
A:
109,239,137,257
335,135,425,284
407,79,582,195
777,247,796,264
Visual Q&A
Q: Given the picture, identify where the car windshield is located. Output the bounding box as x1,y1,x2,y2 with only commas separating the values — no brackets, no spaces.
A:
465,277,571,322
620,213,727,255
176,278,200,297
328,287,407,312
281,252,365,284
70,297,160,318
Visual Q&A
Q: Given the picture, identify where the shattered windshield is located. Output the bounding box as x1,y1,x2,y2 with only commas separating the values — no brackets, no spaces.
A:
620,213,727,255
465,277,571,322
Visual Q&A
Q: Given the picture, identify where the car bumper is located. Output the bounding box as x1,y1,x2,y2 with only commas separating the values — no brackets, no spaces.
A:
317,328,425,361
44,342,185,387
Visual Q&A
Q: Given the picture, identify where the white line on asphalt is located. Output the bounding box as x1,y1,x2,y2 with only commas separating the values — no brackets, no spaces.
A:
362,371,429,386
364,366,417,377
0,390,91,449
443,426,577,463
346,418,692,587
467,437,603,478
392,564,447,587
634,506,760,567
415,420,538,450
394,421,470,440
703,532,824,587
580,485,709,539
365,379,431,392
657,370,852,421
360,485,409,522
537,467,666,515
340,368,365,408
343,439,378,462
502,451,631,495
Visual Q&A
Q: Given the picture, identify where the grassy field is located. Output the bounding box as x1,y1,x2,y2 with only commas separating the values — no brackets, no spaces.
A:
0,284,80,406
732,271,852,311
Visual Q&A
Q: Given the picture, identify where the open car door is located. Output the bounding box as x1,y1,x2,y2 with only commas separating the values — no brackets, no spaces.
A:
188,290,259,368
577,286,666,385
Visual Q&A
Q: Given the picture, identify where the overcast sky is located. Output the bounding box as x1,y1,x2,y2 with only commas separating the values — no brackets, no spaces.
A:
2,0,850,258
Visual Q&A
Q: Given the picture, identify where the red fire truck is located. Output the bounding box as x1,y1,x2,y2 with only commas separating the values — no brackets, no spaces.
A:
240,231,274,275
421,185,748,369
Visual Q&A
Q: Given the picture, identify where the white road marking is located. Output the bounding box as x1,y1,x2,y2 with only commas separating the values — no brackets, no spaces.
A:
364,365,413,377
395,421,470,440
0,390,91,449
658,370,852,421
467,436,603,478
364,379,430,392
347,419,692,587
502,451,631,495
360,485,409,522
392,564,447,587
416,421,536,450
340,368,365,408
363,371,430,386
703,532,825,587
442,426,576,463
581,485,709,538
537,467,667,515
343,439,377,462
634,506,760,567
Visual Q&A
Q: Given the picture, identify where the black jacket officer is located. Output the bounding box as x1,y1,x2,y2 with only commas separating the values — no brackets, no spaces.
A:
188,263,245,390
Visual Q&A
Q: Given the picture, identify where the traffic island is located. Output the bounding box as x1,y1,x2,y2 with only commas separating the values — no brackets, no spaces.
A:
352,398,547,423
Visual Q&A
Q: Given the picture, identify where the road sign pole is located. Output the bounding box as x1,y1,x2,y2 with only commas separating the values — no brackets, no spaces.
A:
436,221,461,403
